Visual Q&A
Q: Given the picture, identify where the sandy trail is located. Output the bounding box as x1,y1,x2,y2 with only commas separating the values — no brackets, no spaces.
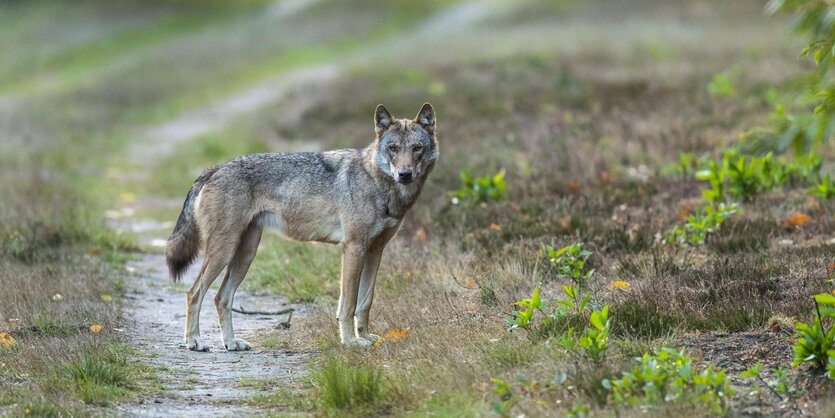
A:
117,254,307,417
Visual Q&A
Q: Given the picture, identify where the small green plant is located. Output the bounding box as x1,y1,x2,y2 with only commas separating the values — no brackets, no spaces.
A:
508,287,545,331
602,348,732,414
809,174,835,199
578,305,610,360
543,242,595,286
791,293,835,376
559,283,591,317
449,169,506,202
741,361,798,401
707,71,737,98
506,287,609,359
490,377,515,417
696,159,727,203
665,203,740,246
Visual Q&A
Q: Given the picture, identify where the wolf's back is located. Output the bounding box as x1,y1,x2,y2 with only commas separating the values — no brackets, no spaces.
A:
166,166,219,281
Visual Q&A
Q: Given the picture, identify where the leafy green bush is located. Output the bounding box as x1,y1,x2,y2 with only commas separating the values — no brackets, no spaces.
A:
809,174,835,199
695,150,823,202
707,72,737,98
765,0,835,152
791,293,835,377
665,203,740,246
602,348,732,414
449,169,506,203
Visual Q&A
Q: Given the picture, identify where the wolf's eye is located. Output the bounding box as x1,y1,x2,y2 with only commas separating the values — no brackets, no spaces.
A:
412,145,423,153
388,144,398,153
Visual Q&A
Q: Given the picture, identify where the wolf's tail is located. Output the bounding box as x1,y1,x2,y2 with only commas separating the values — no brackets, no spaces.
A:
166,167,218,281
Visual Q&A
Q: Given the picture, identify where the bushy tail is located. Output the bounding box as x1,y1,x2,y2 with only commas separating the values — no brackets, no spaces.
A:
166,167,218,281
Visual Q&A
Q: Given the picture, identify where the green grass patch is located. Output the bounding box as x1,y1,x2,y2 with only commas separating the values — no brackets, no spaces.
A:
314,357,395,415
247,236,341,303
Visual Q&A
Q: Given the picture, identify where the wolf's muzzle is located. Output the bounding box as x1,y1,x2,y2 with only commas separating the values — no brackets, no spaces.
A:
397,168,413,184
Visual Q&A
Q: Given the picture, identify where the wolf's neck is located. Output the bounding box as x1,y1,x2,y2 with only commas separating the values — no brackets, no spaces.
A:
387,181,423,219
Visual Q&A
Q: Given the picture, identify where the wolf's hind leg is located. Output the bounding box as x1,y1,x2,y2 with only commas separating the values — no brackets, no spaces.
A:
215,222,262,351
355,247,383,344
185,241,236,352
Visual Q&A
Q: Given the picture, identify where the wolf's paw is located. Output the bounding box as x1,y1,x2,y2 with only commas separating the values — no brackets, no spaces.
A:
359,333,381,346
224,338,252,351
186,336,210,352
343,337,373,348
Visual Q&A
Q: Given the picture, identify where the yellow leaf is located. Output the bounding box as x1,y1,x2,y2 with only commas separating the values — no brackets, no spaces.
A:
100,294,113,302
382,328,409,341
609,280,630,289
0,332,15,347
120,192,137,203
372,337,384,348
90,324,103,334
489,223,502,232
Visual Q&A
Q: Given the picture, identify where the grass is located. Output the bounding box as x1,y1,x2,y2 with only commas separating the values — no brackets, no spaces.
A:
2,0,834,415
314,357,393,415
223,1,831,414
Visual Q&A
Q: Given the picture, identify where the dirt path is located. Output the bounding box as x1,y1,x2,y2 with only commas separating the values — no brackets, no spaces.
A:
117,254,308,417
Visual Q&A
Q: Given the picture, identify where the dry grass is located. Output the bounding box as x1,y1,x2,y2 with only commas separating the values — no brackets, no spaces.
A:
231,4,835,414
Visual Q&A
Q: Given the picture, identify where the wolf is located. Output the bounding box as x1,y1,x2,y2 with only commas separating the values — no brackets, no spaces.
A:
165,103,437,351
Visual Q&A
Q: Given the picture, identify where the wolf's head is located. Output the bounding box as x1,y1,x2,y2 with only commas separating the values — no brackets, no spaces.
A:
372,103,438,185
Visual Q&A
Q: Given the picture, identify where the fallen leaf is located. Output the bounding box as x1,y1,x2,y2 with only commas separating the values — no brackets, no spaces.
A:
558,216,572,230
784,213,811,227
382,328,409,341
827,262,835,278
120,192,137,203
100,294,113,302
806,197,822,212
609,280,630,290
89,247,101,255
0,332,15,348
460,277,479,289
90,324,103,334
372,337,384,348
567,179,581,194
414,227,427,244
677,205,694,221
489,223,502,232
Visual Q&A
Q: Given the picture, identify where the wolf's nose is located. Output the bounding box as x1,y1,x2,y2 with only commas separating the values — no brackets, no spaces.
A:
398,168,413,182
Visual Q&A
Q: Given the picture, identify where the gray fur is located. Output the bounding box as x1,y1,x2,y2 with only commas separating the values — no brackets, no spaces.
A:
166,103,438,350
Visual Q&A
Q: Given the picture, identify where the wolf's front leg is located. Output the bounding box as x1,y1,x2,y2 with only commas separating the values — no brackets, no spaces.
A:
355,247,383,345
337,243,371,347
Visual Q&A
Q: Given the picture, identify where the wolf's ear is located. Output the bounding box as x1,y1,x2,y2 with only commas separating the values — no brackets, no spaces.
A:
375,104,393,135
414,102,435,134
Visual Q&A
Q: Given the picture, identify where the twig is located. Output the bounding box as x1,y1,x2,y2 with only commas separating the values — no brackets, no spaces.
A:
232,305,294,316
